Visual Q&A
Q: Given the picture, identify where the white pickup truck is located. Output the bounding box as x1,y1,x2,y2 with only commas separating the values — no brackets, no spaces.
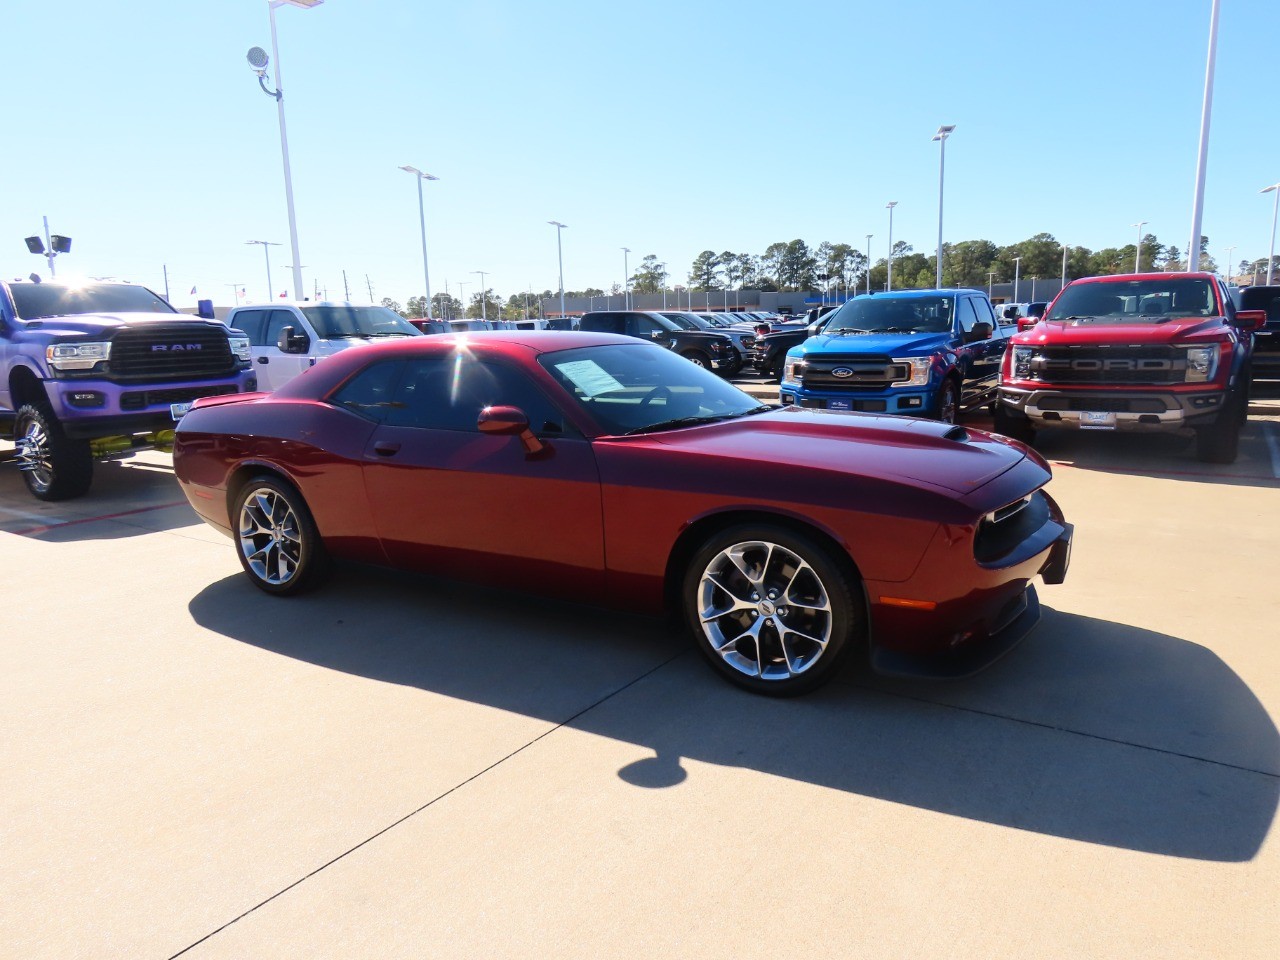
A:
225,301,421,391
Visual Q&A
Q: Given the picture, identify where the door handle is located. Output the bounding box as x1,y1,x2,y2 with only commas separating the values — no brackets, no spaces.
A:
373,441,401,457
257,357,270,364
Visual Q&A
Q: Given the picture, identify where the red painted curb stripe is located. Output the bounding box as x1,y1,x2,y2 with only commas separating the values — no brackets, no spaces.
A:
5,500,190,537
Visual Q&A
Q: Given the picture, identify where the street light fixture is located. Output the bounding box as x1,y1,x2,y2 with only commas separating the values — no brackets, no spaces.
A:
1131,221,1147,272
471,271,488,321
24,216,71,277
399,165,439,319
245,0,323,301
932,124,955,289
548,221,567,318
1262,184,1280,285
621,247,631,309
885,201,898,291
245,240,281,302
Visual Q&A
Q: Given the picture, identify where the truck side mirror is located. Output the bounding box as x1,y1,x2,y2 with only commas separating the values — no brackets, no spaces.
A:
1017,317,1038,332
1232,309,1266,333
276,325,310,354
969,321,993,342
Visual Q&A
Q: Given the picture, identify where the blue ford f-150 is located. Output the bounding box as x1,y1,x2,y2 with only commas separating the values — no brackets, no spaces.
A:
779,289,1010,422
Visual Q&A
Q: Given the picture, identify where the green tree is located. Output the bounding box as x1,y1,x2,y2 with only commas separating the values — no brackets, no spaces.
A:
776,239,817,291
466,289,503,320
630,255,668,294
380,297,403,316
430,293,462,319
688,250,721,291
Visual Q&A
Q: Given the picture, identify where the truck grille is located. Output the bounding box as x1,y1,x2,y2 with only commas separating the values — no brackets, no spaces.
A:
1029,346,1184,385
801,355,909,389
106,324,236,383
119,384,239,410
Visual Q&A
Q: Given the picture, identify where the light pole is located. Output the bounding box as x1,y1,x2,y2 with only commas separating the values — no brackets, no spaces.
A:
24,216,72,277
245,240,281,302
1131,221,1147,272
1061,243,1069,292
865,233,873,294
1223,244,1236,282
246,0,323,301
548,221,567,317
621,247,631,309
987,270,996,299
456,281,468,319
932,124,955,288
471,271,488,321
885,201,898,291
399,165,439,318
1262,184,1280,285
659,262,668,309
1187,0,1221,271
1012,256,1022,302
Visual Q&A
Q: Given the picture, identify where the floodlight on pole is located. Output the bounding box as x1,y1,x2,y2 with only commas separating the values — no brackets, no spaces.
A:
1262,184,1280,286
400,165,439,318
932,124,955,288
245,240,281,302
621,247,631,309
885,202,898,291
26,215,70,276
548,221,567,318
1131,221,1147,272
246,0,323,302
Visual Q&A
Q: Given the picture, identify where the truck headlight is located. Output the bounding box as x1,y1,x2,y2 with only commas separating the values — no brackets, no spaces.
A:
783,357,805,382
891,356,933,387
228,334,252,362
1184,346,1217,383
47,341,111,370
1012,346,1033,379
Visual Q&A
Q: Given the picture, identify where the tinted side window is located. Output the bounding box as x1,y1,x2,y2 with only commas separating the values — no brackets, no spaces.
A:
264,309,299,347
385,358,567,434
973,297,997,326
330,360,405,422
230,309,267,345
580,314,623,334
628,314,664,336
957,297,979,334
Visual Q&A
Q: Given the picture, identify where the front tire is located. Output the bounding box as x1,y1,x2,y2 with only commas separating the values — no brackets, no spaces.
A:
934,379,959,424
13,404,93,501
1194,393,1243,464
232,476,330,595
681,349,712,370
682,523,862,696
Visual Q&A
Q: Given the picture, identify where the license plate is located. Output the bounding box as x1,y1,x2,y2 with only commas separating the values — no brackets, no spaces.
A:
828,399,853,411
1079,411,1115,429
170,402,193,421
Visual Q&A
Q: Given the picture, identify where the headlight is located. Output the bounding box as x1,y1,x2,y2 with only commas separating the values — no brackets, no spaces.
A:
783,357,806,382
891,356,933,387
46,341,111,370
1184,345,1217,383
1012,346,1033,380
228,334,252,362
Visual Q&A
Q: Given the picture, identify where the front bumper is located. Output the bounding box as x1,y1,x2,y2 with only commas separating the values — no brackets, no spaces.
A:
46,372,257,438
780,381,934,415
1000,385,1225,430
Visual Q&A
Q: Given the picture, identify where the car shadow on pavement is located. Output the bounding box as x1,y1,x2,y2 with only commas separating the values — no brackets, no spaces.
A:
188,568,1278,863
0,455,195,540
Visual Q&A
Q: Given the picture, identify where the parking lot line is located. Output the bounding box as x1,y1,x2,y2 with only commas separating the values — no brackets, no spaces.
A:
3,500,189,537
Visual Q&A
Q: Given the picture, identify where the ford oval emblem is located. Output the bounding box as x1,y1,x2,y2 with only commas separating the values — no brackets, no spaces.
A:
832,367,854,378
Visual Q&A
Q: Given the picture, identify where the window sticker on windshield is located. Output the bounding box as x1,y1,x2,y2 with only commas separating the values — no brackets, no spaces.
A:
555,359,625,397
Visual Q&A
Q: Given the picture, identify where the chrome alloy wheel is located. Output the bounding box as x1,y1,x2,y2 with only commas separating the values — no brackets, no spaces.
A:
15,420,54,491
238,486,303,586
696,540,833,681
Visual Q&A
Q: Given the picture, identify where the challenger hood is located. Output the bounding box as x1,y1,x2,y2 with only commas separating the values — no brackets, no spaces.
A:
645,406,1026,495
802,330,953,356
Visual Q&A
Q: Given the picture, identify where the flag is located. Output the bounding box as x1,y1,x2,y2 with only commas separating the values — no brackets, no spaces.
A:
238,286,246,300
279,290,287,299
189,285,197,295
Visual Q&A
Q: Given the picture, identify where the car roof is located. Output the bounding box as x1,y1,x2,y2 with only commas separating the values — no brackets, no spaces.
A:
1069,272,1217,285
847,288,982,301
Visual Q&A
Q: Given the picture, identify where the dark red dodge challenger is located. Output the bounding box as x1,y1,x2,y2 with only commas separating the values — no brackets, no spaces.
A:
173,332,1072,695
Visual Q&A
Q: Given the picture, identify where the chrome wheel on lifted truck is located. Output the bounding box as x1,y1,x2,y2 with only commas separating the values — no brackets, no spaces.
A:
13,403,93,501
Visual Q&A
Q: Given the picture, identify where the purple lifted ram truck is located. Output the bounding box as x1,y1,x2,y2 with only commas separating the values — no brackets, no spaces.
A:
1,279,256,500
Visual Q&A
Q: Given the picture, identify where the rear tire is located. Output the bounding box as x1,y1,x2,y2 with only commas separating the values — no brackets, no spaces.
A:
232,475,331,595
13,404,93,501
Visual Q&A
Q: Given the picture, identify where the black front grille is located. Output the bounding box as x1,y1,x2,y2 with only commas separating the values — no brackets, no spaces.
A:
1037,396,1169,413
801,355,909,389
107,324,236,383
119,384,238,411
1030,346,1184,385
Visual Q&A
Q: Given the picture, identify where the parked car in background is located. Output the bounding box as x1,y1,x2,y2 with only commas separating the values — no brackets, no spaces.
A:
781,290,1007,422
996,273,1262,463
0,278,255,500
578,310,738,373
751,306,838,380
226,302,420,392
1236,285,1280,381
662,311,755,369
172,331,1072,695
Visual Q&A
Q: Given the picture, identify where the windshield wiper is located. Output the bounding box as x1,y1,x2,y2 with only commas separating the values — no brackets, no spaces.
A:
623,408,767,436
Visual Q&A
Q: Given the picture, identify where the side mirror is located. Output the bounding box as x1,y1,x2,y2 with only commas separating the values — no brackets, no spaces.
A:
651,329,671,343
969,321,993,342
806,322,820,337
276,325,310,354
1233,309,1266,333
1028,303,1047,318
196,299,215,319
478,405,547,457
1003,306,1019,320
1017,317,1038,332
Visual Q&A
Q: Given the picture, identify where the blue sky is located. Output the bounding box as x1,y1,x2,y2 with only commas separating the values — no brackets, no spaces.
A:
4,0,1275,308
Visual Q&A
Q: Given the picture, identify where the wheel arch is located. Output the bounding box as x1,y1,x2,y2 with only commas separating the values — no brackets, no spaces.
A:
224,459,306,521
9,363,49,410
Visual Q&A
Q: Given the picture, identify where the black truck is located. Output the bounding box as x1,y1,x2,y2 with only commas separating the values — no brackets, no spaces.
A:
577,311,738,375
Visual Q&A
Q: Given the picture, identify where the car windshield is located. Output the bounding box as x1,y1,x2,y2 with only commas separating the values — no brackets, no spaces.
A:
1046,278,1219,322
539,343,766,436
9,282,177,320
300,305,419,338
825,296,953,334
